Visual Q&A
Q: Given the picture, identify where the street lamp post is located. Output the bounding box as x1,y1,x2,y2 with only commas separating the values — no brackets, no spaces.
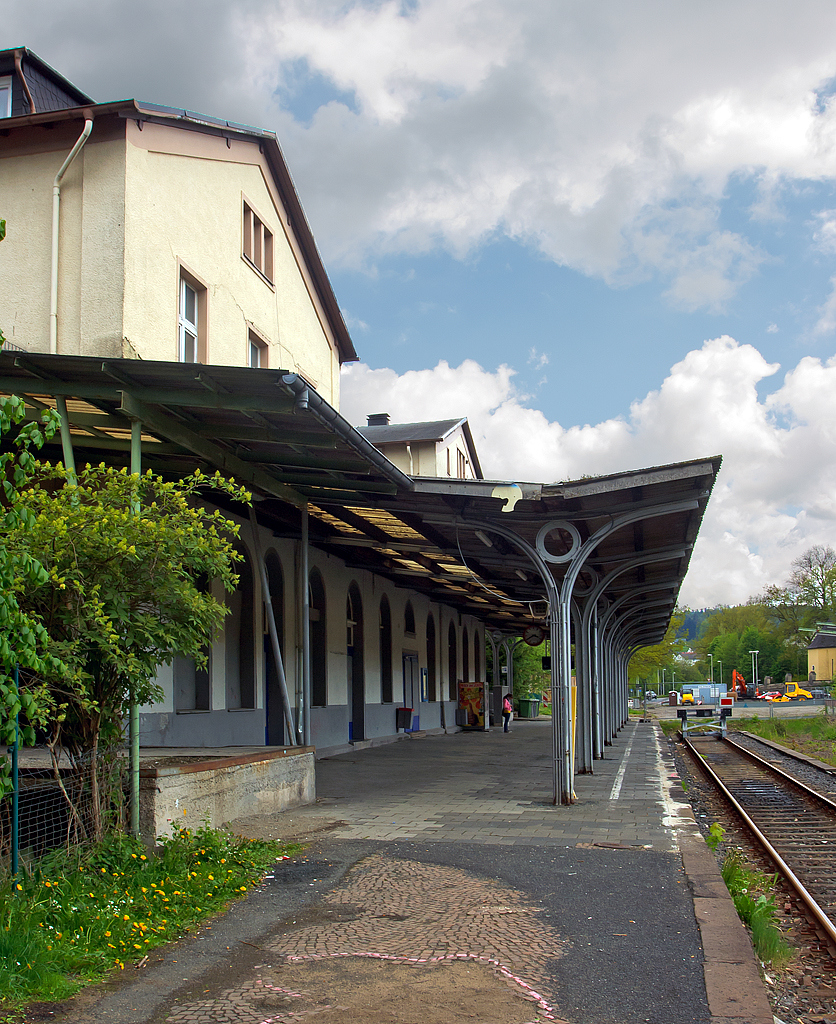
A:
708,653,714,685
749,650,759,692
662,668,667,694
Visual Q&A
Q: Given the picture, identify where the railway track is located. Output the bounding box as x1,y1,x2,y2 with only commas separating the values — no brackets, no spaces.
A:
685,731,836,958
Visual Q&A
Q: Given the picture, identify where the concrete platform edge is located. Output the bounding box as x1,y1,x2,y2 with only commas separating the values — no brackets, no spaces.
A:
678,812,774,1023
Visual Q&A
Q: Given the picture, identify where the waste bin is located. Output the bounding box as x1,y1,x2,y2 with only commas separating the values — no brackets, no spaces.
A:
518,696,540,719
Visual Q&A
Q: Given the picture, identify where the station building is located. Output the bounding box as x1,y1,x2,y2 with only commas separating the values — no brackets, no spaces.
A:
0,48,720,802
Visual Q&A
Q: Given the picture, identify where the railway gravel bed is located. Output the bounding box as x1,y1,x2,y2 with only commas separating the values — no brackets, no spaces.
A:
670,730,836,1024
731,732,836,799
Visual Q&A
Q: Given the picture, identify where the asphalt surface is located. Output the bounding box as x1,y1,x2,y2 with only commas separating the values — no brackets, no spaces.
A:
46,720,772,1024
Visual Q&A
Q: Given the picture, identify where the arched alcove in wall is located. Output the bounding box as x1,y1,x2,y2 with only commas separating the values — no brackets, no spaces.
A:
426,613,437,701
264,549,286,743
309,568,327,708
226,547,255,710
447,622,458,701
347,581,365,741
379,595,393,704
173,575,211,712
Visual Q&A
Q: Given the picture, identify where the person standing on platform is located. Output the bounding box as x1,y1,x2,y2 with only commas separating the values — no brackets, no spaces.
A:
502,692,513,732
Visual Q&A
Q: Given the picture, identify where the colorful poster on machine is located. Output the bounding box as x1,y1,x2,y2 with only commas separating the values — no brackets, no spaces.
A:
458,681,485,729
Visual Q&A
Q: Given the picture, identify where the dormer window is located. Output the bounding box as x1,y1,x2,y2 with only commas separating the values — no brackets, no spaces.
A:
0,77,11,118
243,200,273,283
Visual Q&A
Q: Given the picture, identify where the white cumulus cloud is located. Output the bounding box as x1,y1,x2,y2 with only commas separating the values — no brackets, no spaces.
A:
341,336,836,607
10,1,836,310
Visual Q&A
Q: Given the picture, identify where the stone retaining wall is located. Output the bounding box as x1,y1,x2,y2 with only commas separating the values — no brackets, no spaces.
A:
139,747,315,843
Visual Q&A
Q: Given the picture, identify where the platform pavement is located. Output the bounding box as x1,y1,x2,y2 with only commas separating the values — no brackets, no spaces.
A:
56,720,775,1024
312,717,689,849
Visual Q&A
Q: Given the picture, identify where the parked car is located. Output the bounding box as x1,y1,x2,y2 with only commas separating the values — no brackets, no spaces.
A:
810,689,829,699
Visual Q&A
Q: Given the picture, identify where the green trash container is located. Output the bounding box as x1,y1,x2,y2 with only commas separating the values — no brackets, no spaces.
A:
518,697,539,719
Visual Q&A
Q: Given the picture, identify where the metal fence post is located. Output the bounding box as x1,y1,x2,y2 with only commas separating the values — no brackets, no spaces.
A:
11,663,19,877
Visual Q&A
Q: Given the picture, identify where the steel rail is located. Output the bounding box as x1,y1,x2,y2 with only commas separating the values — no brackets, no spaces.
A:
723,733,836,812
684,733,836,957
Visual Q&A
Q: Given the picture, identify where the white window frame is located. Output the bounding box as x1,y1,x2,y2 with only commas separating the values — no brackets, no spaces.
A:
248,328,268,369
179,278,199,363
0,77,12,119
242,199,274,284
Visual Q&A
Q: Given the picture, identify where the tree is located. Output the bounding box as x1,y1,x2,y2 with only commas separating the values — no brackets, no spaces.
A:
6,461,248,838
0,216,67,796
628,610,688,685
787,545,836,618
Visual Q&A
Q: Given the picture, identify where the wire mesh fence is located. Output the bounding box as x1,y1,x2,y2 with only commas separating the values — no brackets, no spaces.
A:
1,748,125,871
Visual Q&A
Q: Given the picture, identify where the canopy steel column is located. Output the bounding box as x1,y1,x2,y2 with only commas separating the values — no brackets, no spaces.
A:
572,597,595,774
467,497,697,804
597,586,678,740
581,547,687,759
463,519,567,802
249,507,296,745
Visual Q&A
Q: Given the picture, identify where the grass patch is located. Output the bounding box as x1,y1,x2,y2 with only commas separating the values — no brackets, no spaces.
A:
659,719,680,736
730,712,836,767
719,846,793,967
0,820,300,1013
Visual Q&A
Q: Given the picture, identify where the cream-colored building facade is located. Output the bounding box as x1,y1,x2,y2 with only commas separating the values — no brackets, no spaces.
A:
807,631,836,685
0,51,488,755
1,104,354,407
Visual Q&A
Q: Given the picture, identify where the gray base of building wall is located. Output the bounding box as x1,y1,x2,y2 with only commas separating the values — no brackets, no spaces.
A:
311,701,459,750
140,701,461,751
139,748,315,845
140,709,266,747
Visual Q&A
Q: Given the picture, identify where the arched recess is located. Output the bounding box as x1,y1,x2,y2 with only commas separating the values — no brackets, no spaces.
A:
462,626,470,683
426,614,437,701
404,600,416,636
174,575,211,712
264,549,286,744
447,622,458,701
226,547,255,709
379,595,393,704
309,568,327,708
347,582,365,742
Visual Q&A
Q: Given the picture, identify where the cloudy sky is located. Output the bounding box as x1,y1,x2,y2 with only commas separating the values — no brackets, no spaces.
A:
9,0,836,608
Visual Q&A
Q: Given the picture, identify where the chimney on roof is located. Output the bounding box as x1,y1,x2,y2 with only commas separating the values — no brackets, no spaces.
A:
367,413,390,426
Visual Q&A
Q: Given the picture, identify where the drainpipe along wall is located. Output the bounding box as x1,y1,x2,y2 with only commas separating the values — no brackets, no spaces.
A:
50,117,93,354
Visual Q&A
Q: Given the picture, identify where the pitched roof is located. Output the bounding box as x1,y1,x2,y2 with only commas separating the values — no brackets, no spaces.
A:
808,631,836,650
358,418,464,444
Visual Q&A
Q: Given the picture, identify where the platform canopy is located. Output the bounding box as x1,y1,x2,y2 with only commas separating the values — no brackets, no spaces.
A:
0,351,719,643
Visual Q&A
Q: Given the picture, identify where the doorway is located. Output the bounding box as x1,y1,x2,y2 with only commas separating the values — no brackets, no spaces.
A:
403,652,419,722
347,582,365,742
